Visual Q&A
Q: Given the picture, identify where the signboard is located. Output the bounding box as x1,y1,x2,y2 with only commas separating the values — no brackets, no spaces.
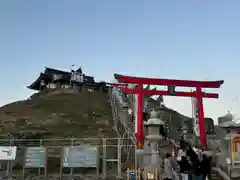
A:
231,136,240,163
0,146,17,160
63,146,98,168
25,147,46,168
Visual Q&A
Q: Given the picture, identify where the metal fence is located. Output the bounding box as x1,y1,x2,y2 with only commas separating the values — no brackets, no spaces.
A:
0,137,170,180
0,138,139,180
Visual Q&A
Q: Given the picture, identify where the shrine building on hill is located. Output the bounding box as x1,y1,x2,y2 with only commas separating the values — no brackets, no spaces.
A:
27,67,107,92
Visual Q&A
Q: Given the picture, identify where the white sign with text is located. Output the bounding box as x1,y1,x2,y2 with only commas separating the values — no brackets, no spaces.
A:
0,146,17,160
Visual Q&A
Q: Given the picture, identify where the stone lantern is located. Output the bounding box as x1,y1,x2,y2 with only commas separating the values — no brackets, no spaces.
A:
143,110,164,178
145,110,164,142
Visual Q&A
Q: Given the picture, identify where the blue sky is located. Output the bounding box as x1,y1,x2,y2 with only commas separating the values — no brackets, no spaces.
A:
0,0,239,123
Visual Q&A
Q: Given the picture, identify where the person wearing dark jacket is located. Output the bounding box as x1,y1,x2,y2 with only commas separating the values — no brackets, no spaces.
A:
185,143,200,180
177,140,190,180
179,156,192,176
199,154,211,180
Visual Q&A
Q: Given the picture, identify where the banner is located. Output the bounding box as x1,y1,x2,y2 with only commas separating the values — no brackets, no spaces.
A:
63,146,98,168
191,97,200,137
25,147,47,168
0,146,17,160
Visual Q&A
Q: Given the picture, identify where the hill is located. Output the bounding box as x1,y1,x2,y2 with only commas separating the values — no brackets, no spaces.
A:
0,87,215,141
0,89,116,139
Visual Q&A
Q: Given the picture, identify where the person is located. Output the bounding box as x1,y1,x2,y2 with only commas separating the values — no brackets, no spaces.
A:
185,143,200,180
193,146,200,157
199,154,211,180
177,140,191,180
207,156,212,180
177,138,186,161
178,152,192,180
163,153,174,180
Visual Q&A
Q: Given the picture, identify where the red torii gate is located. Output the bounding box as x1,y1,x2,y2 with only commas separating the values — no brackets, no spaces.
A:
114,73,224,149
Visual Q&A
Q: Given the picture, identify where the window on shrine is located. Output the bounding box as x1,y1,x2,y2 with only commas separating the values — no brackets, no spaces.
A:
47,83,56,89
71,72,83,82
88,88,94,92
53,74,62,81
40,80,45,86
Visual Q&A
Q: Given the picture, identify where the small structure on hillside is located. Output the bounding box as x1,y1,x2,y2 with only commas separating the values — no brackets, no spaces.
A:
27,67,107,92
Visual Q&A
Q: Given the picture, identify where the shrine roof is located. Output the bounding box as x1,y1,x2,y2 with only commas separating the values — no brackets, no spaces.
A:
44,67,71,75
27,73,50,90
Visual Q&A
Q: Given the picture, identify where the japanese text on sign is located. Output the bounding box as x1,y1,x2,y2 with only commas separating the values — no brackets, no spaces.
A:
25,147,46,168
63,146,98,168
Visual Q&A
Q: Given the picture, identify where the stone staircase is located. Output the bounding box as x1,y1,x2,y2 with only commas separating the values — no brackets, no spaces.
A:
108,88,137,170
212,170,224,180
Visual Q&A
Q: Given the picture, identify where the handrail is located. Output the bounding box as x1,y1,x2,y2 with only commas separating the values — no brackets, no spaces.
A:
213,167,231,180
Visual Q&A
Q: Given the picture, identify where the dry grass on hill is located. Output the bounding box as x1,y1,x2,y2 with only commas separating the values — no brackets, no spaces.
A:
0,89,117,139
